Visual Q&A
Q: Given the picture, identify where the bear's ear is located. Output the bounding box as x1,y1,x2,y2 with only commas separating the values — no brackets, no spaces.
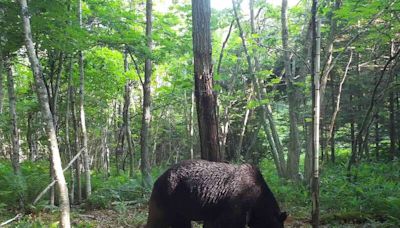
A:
280,212,288,222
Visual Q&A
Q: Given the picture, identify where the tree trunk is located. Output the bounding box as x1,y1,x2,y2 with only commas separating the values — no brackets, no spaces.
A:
232,0,285,176
70,88,82,203
192,0,221,161
183,91,195,160
330,76,335,163
78,0,91,199
19,0,70,226
327,50,353,163
5,56,25,207
124,82,134,177
389,91,396,160
374,113,380,160
123,48,134,177
50,52,64,132
140,0,153,188
66,57,74,204
282,0,301,180
311,1,320,226
27,112,38,161
0,57,3,114
389,41,397,160
352,47,400,167
5,57,21,175
236,91,253,161
320,0,340,103
190,91,195,159
0,58,4,158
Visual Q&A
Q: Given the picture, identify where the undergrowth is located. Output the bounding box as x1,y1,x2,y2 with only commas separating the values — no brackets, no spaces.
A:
259,154,400,226
1,155,399,227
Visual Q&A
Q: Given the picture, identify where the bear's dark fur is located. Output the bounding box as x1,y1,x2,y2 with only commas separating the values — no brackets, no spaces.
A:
146,160,287,228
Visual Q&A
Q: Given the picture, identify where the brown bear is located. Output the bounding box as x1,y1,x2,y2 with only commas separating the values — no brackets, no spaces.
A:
146,160,287,228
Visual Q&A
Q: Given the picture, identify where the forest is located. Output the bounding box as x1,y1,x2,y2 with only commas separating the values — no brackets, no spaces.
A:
0,0,399,227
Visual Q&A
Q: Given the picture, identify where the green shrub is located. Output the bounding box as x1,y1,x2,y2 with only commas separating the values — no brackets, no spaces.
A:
258,157,400,225
87,171,149,209
0,160,49,209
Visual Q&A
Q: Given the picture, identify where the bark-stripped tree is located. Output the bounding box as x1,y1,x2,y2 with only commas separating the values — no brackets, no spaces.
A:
18,0,71,227
191,0,221,161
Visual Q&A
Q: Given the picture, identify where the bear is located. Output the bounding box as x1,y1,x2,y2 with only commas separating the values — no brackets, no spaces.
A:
146,160,287,228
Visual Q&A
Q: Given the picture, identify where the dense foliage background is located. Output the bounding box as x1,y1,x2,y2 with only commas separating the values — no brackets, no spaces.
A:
0,0,399,226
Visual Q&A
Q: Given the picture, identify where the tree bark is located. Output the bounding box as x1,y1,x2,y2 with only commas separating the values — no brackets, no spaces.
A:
327,50,353,162
0,58,4,158
311,1,320,226
123,48,135,177
282,0,301,180
19,0,70,226
5,57,21,175
352,48,400,166
66,57,74,204
192,0,221,161
0,57,3,114
70,87,82,203
374,113,380,160
140,0,153,188
78,0,91,199
27,112,38,161
124,82,134,177
50,52,64,132
236,91,253,161
389,92,396,159
232,0,285,176
389,41,397,160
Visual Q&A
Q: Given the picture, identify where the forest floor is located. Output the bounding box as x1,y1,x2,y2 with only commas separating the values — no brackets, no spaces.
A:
1,204,391,228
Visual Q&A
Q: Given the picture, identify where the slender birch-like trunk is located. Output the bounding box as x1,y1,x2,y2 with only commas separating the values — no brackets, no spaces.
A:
233,0,285,176
19,0,70,226
311,1,321,225
5,57,21,175
78,0,91,198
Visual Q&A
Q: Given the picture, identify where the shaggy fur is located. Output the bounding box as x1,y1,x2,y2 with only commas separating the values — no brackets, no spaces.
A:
146,160,287,228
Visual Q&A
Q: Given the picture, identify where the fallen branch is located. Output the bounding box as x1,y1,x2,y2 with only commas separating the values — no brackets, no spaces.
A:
77,214,96,219
0,213,23,227
33,147,85,205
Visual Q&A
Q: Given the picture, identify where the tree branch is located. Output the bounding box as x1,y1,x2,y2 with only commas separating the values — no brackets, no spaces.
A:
33,147,85,205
